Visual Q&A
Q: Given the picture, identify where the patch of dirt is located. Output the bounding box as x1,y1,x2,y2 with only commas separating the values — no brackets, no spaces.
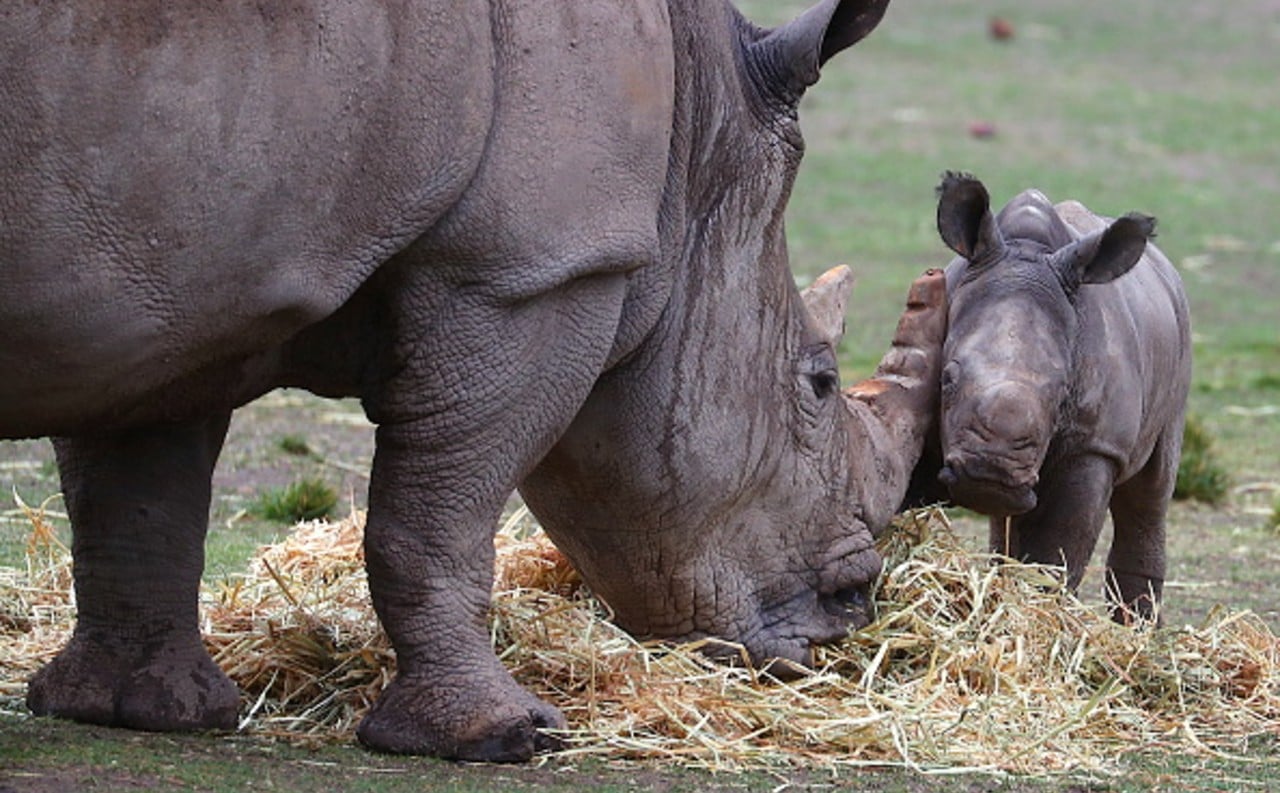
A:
0,715,1105,793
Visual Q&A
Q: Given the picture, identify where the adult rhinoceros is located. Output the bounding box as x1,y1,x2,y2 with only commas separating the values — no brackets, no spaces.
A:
1,0,945,761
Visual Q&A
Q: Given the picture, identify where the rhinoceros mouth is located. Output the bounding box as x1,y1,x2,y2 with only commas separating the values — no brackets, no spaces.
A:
734,588,874,678
736,574,878,675
938,462,1038,516
813,539,882,633
820,585,875,629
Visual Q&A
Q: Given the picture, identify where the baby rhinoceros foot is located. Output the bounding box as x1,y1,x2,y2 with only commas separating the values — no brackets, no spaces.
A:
356,669,566,762
27,631,239,731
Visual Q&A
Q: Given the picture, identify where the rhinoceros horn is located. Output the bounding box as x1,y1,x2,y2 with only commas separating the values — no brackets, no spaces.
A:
841,269,949,529
801,265,856,347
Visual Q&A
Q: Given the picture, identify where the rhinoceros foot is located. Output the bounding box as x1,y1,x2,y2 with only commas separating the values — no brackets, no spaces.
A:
356,668,565,761
26,630,239,731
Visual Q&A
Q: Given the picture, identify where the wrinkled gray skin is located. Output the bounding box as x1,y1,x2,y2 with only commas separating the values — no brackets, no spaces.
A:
931,173,1190,621
1,0,947,762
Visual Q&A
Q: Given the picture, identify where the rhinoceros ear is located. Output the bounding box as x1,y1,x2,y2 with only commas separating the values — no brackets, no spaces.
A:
936,171,1005,264
1051,212,1156,288
801,265,856,347
751,0,890,96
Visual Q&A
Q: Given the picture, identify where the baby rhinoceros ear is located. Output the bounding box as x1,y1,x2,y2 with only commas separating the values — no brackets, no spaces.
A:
935,171,1004,265
1052,212,1157,289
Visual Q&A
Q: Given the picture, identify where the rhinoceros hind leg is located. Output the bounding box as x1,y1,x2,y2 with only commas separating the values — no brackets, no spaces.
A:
27,629,239,731
27,415,238,731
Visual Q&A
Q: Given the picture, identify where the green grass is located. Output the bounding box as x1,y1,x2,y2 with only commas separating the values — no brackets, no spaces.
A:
0,718,658,793
761,0,1280,400
3,715,1276,792
250,477,339,524
1174,414,1231,504
278,433,318,458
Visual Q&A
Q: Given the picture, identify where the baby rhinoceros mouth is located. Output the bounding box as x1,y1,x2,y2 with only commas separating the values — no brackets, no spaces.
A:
938,456,1038,516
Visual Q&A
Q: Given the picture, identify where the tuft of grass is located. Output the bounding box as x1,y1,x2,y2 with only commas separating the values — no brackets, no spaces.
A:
278,434,316,458
251,478,338,524
1251,372,1280,391
1174,414,1230,505
1270,496,1280,533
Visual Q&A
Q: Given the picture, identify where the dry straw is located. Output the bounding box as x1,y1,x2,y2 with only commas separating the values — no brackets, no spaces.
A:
2,500,1277,776
0,493,75,700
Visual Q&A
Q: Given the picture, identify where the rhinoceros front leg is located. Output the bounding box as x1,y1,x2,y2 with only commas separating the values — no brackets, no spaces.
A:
1105,433,1178,623
27,414,238,731
354,272,627,761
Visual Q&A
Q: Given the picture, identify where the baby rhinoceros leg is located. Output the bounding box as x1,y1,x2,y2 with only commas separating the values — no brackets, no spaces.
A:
26,415,240,731
1105,432,1180,625
1003,455,1113,605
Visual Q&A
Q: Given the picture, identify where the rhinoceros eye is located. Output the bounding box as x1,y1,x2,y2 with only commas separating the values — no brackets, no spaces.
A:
811,368,839,399
801,344,841,399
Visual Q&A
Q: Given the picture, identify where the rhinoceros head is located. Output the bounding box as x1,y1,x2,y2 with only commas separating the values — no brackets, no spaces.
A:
932,172,1155,516
521,0,947,672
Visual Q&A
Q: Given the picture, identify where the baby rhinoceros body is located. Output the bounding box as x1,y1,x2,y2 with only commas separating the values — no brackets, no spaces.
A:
932,173,1191,621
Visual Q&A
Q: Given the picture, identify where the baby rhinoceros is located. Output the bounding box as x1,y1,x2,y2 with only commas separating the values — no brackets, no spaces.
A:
932,172,1191,622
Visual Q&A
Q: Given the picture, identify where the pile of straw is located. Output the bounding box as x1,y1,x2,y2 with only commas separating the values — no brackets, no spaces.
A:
2,502,1278,776
0,495,75,700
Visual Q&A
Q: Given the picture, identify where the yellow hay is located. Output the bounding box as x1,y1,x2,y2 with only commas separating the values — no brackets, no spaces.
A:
0,494,74,698
2,504,1277,775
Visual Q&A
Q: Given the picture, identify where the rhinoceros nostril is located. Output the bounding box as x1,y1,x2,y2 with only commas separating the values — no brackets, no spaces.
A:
823,585,875,629
937,465,959,488
834,587,865,609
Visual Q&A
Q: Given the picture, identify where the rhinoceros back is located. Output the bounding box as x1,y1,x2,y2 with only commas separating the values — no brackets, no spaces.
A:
1053,199,1191,482
0,1,493,435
